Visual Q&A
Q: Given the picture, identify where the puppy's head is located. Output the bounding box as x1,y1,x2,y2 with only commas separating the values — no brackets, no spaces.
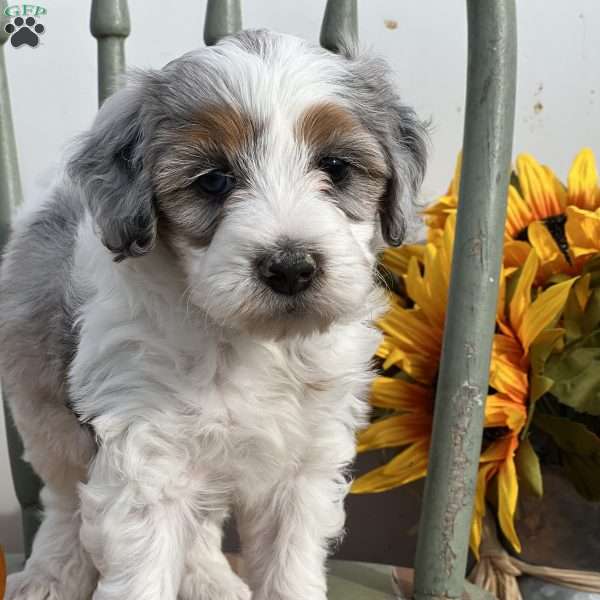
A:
69,30,427,337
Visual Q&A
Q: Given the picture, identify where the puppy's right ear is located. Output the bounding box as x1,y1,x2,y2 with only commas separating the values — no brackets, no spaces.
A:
68,74,156,261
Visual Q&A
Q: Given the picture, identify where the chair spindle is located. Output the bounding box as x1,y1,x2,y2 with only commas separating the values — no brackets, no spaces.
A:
91,0,131,106
204,0,242,47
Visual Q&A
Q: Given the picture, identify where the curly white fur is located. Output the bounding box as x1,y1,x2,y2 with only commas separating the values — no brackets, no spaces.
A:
1,29,426,600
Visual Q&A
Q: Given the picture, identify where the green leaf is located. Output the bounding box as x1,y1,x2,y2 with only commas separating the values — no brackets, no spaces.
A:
515,437,543,497
530,329,564,375
530,374,555,405
521,375,554,439
534,413,600,501
564,283,587,343
582,254,600,279
522,329,564,438
544,331,600,415
545,273,572,285
583,288,600,335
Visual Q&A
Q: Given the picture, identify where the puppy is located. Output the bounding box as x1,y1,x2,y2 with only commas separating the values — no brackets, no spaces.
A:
0,30,426,600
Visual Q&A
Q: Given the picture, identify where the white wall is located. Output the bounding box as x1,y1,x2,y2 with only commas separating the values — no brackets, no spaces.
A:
1,0,599,553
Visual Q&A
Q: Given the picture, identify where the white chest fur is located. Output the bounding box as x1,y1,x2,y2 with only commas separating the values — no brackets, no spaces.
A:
70,227,381,509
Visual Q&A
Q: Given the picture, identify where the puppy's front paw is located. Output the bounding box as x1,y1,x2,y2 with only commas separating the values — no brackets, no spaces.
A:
6,571,61,600
179,567,251,600
6,569,94,600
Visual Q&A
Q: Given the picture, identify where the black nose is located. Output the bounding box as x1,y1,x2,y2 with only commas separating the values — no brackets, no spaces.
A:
258,250,318,295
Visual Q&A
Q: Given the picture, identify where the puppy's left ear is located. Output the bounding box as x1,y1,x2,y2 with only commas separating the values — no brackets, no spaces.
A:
346,55,428,247
67,73,158,261
378,102,428,246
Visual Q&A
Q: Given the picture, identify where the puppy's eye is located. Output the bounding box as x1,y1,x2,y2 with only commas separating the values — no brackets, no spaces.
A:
319,157,350,184
194,170,235,196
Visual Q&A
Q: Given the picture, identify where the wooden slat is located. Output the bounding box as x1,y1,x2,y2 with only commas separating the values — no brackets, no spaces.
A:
204,0,242,47
413,2,517,598
91,0,131,106
320,0,358,53
0,0,23,248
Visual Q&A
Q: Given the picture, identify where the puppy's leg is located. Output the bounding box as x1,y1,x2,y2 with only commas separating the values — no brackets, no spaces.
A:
6,486,97,600
5,384,97,600
79,429,231,600
238,472,348,600
179,514,250,600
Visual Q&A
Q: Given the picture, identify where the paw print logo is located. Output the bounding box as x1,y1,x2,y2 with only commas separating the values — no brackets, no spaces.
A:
4,16,45,48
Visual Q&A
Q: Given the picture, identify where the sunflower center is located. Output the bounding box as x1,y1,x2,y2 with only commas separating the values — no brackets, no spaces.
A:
516,213,572,265
543,214,572,265
481,426,510,453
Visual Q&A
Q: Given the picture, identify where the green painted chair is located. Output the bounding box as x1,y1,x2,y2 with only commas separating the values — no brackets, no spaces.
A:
1,1,517,598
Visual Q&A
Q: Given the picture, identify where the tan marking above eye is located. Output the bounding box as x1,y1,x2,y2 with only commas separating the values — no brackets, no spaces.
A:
296,102,360,149
184,105,258,156
296,102,388,178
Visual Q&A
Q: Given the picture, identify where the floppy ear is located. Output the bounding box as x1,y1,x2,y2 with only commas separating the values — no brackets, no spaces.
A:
67,75,156,261
344,54,428,246
379,102,428,246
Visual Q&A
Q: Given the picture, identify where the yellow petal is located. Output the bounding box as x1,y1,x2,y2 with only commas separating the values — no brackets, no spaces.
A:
568,148,599,211
517,154,565,220
503,241,531,271
527,221,571,267
496,443,522,553
566,205,600,259
502,242,533,305
543,165,568,212
381,244,425,278
505,185,533,239
480,435,513,463
406,254,447,330
509,250,539,336
380,306,442,358
440,212,456,290
470,461,497,558
493,333,524,365
381,347,436,385
382,439,430,476
485,394,527,432
423,195,457,234
489,355,528,402
490,334,528,401
527,221,575,282
370,376,433,412
425,248,450,328
352,441,429,493
356,414,431,453
376,337,393,360
520,277,577,352
496,265,508,325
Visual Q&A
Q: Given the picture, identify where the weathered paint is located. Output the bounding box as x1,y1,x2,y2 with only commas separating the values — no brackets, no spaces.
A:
413,2,517,599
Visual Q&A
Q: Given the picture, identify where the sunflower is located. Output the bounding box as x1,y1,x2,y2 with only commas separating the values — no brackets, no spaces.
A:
425,149,600,282
354,204,577,556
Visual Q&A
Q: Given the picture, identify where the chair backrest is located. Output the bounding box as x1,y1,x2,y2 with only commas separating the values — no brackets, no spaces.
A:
0,2,517,597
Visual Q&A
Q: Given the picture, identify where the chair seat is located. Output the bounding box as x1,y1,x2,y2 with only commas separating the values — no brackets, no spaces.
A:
10,555,595,599
328,561,395,599
6,555,396,599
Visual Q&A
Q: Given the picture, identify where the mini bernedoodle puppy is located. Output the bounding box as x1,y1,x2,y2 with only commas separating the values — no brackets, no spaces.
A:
1,30,426,600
